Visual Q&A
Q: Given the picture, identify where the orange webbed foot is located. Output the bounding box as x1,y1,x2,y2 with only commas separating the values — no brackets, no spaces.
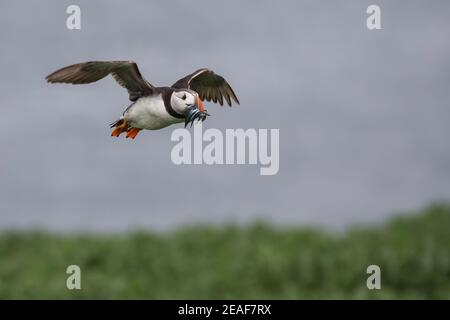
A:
111,119,128,137
111,127,123,137
126,128,141,139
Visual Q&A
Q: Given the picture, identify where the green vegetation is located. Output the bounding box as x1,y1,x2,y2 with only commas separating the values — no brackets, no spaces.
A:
0,204,449,299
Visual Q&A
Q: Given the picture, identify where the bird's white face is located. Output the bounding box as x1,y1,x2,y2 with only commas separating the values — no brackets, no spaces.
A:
171,90,197,114
171,90,208,126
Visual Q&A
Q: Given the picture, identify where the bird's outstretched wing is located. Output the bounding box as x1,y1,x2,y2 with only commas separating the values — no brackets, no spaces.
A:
172,68,239,106
46,61,155,101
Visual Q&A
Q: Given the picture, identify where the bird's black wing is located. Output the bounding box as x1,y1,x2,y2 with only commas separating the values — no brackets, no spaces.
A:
172,68,239,106
46,61,155,101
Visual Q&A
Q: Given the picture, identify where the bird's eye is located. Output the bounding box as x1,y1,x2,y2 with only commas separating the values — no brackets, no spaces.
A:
181,94,186,100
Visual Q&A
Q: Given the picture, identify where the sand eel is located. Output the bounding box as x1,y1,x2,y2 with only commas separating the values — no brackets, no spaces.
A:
46,61,239,139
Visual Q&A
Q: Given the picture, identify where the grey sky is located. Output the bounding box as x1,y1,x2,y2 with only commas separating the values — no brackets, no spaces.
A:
1,0,449,231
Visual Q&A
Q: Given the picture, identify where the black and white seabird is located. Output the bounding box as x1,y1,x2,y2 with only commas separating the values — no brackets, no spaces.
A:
46,61,239,139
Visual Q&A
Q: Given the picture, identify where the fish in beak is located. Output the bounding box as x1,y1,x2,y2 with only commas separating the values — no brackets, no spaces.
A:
184,96,209,127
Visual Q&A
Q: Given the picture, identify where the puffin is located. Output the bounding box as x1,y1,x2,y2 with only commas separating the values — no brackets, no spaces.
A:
46,61,239,139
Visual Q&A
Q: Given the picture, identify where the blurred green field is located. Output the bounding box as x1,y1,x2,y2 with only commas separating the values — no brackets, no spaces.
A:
0,204,449,299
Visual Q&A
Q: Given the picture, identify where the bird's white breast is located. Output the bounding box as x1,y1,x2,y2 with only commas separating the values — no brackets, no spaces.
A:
124,95,182,130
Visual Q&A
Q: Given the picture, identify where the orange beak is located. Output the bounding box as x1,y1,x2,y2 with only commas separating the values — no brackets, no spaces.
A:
197,96,205,113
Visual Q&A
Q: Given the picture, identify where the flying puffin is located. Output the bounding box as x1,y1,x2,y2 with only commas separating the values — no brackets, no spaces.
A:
46,61,239,139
